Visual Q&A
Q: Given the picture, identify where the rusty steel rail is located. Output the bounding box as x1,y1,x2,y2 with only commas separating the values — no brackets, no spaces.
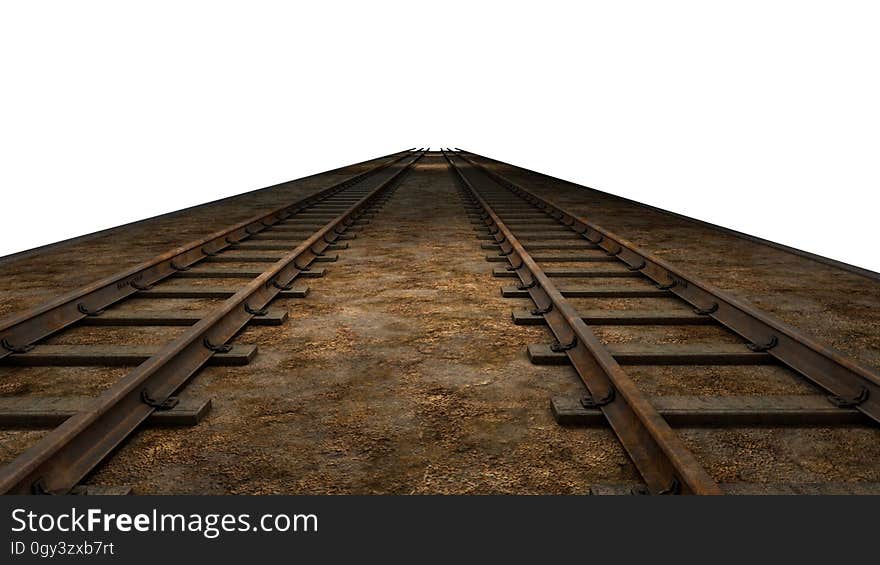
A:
452,149,880,425
0,150,425,494
443,150,721,495
0,149,414,361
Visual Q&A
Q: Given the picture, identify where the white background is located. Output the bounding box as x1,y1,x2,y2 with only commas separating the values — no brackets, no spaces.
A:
1,1,878,272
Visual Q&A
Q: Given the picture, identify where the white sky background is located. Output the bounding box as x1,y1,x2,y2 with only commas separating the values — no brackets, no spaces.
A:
1,1,878,272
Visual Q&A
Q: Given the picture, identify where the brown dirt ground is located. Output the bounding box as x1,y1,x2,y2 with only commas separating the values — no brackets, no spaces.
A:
0,152,878,493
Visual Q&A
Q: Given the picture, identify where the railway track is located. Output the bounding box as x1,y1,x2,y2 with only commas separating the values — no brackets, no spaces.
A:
0,148,876,495
0,148,425,494
444,148,880,495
